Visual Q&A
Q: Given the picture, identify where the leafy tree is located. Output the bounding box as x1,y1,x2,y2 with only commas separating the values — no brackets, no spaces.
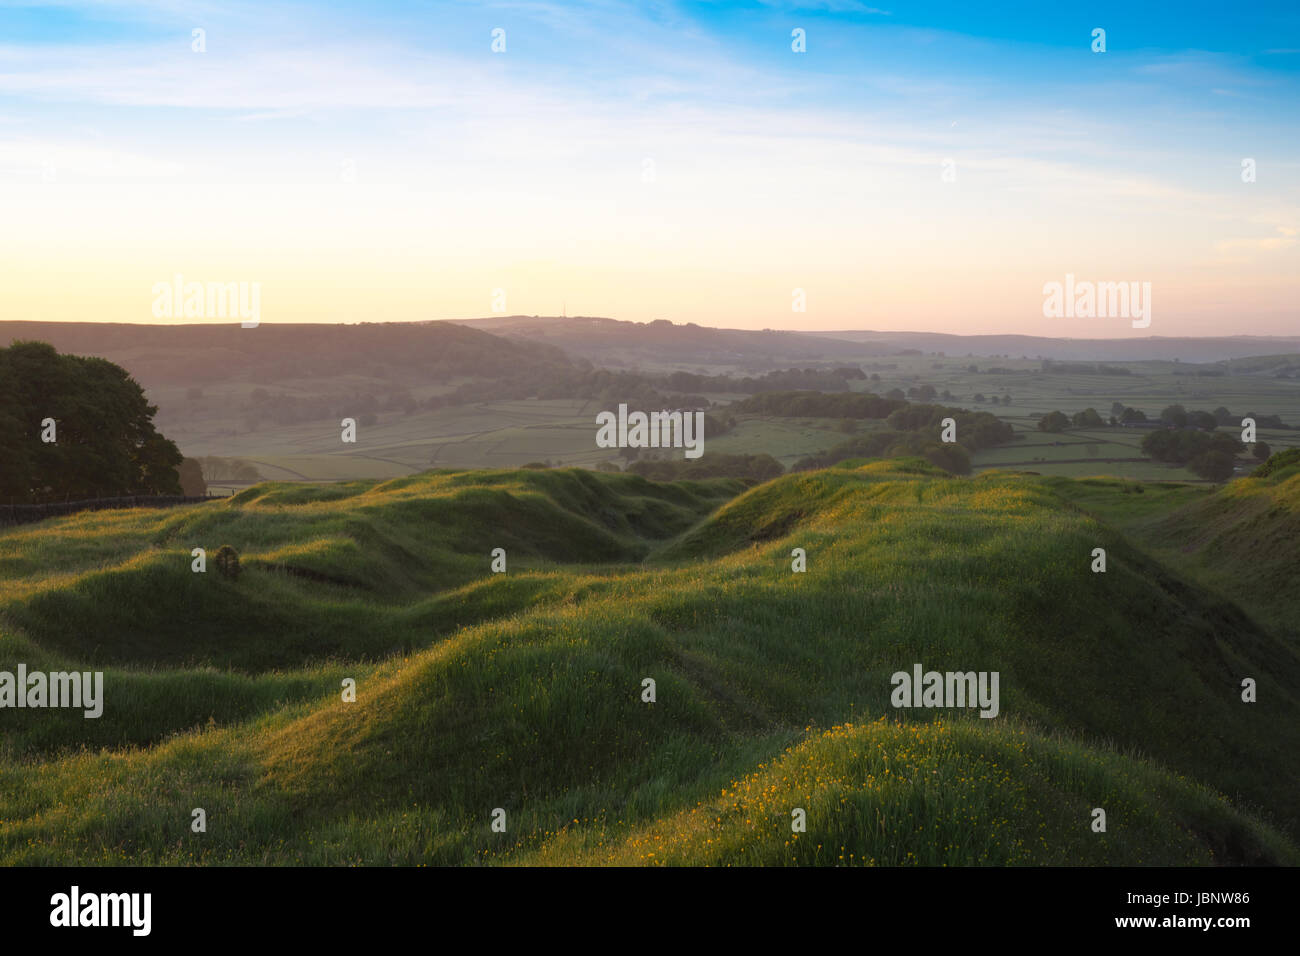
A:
1142,428,1242,464
0,341,183,501
1037,411,1070,433
1160,404,1188,428
1212,406,1234,425
628,453,783,481
1071,408,1104,428
1189,450,1235,483
1243,411,1287,429
178,458,207,496
1119,407,1147,423
1253,441,1271,460
884,404,1013,451
731,392,903,420
920,441,971,475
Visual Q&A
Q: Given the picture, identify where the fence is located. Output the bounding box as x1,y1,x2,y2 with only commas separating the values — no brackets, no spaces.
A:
0,494,218,527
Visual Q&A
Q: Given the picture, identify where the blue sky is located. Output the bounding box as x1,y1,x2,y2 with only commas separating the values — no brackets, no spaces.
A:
1,1,1296,334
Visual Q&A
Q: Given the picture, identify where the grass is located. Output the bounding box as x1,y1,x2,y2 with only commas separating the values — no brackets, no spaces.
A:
1049,462,1300,642
0,459,1296,865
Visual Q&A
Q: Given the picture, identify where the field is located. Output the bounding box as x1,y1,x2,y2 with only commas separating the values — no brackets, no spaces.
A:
164,354,1300,491
187,400,610,492
2,459,1297,865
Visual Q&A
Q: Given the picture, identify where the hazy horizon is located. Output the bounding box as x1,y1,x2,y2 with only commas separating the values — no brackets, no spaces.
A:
7,315,1300,344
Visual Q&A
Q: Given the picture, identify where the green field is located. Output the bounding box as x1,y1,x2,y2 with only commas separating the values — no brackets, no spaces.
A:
193,399,612,492
2,459,1297,865
172,354,1300,491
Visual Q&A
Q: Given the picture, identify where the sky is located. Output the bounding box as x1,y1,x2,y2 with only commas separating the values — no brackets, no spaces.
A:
0,0,1297,336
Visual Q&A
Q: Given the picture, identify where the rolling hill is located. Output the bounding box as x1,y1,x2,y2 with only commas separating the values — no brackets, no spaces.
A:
0,320,574,389
0,462,1296,865
1049,453,1300,643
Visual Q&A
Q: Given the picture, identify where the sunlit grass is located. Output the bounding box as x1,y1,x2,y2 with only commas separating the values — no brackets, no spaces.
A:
0,460,1296,865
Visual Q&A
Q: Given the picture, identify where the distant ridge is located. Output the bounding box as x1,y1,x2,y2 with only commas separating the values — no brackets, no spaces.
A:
6,319,1297,379
451,315,1300,363
807,329,1300,363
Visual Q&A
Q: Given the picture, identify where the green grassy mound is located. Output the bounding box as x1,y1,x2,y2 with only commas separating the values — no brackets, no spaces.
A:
0,462,1295,865
0,468,741,671
535,720,1292,866
1049,466,1300,642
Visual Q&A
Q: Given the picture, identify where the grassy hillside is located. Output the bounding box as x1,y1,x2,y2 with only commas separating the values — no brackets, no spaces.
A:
1048,456,1300,643
0,462,1296,865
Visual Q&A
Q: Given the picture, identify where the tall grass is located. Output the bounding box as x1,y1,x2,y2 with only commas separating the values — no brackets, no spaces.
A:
0,461,1295,865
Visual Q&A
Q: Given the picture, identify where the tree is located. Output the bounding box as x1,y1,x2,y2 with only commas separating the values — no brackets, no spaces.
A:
1038,410,1070,433
1253,441,1271,460
1071,408,1104,428
178,458,208,496
0,341,183,501
921,441,971,475
1212,406,1234,426
1160,404,1188,428
1144,428,1242,465
1120,407,1147,424
1189,449,1235,483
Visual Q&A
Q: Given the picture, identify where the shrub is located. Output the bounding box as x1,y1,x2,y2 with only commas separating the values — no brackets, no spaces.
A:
1253,447,1300,480
214,545,242,580
1037,411,1070,433
1189,450,1235,483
